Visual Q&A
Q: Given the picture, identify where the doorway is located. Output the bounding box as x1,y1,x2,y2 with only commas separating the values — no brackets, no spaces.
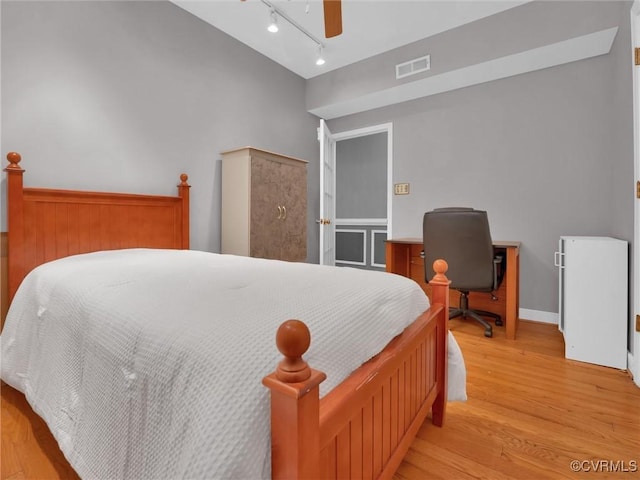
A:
319,122,393,270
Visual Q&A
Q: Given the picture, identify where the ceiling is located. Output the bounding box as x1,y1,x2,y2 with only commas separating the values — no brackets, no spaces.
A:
171,0,531,79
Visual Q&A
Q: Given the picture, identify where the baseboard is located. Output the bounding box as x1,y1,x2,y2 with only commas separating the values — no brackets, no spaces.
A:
519,308,558,325
628,351,640,387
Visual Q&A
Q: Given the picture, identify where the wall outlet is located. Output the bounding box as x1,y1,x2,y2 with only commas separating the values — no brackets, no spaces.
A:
394,183,410,195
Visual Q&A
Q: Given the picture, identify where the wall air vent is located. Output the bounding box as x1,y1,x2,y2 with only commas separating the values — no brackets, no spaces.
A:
396,55,430,79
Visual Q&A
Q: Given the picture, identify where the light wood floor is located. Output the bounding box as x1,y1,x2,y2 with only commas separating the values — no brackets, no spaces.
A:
2,319,639,479
394,319,640,479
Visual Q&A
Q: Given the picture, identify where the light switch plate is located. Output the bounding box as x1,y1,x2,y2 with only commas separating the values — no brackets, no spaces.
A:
394,183,410,195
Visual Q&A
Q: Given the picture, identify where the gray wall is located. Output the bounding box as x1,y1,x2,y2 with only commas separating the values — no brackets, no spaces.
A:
325,1,634,327
0,0,320,258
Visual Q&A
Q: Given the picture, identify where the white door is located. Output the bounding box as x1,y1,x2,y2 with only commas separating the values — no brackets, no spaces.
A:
318,119,336,266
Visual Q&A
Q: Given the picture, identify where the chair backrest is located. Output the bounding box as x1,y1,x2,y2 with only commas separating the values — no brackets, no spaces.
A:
423,207,495,292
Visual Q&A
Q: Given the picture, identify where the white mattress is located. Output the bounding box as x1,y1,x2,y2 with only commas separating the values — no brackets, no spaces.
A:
1,249,465,479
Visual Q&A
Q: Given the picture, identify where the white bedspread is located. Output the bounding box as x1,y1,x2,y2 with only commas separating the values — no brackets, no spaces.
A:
1,249,465,479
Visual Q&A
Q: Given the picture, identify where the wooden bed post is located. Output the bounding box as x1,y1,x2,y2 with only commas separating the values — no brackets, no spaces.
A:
263,320,326,480
177,173,190,249
429,259,450,427
4,152,25,303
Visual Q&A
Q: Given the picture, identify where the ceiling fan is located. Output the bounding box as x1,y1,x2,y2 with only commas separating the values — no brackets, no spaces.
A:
322,0,342,38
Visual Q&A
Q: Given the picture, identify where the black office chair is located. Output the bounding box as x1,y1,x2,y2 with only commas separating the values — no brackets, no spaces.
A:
423,207,504,337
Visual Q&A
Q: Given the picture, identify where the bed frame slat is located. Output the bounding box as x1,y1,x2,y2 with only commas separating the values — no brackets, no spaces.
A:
336,424,350,479
350,408,364,478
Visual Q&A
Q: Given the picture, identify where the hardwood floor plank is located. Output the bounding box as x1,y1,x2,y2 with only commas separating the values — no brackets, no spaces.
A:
457,396,640,457
2,472,25,480
1,387,27,479
442,407,612,474
1,437,23,480
394,447,487,480
1,384,79,480
417,415,578,479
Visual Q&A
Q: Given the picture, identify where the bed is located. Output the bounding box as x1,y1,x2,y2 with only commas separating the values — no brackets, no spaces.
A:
1,152,462,479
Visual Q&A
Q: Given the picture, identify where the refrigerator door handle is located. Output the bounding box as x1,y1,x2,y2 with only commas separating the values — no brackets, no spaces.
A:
554,251,564,268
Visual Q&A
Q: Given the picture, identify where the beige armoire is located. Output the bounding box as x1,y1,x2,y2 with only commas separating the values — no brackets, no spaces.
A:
221,147,307,262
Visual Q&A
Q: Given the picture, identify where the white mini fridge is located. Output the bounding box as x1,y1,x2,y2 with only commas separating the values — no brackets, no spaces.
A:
554,236,628,369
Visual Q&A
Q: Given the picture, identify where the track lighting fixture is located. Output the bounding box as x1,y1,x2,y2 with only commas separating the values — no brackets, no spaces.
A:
259,0,326,67
315,46,325,66
267,10,278,33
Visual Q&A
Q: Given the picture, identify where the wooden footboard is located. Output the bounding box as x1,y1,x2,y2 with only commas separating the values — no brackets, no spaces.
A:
263,260,450,480
3,152,190,303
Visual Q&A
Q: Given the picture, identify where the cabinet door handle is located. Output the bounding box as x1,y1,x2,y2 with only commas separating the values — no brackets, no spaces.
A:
282,205,287,220
277,205,282,219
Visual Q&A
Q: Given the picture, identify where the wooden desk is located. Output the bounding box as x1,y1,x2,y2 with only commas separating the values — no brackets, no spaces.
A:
386,238,521,340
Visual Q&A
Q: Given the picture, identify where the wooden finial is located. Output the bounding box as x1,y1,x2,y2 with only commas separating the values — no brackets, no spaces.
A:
179,173,189,187
275,319,312,383
431,259,449,283
5,152,23,171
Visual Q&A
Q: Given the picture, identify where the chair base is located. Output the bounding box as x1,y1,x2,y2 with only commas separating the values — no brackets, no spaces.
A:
450,291,502,338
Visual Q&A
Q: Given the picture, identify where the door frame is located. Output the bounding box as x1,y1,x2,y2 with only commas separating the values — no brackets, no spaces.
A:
630,1,640,386
331,122,394,238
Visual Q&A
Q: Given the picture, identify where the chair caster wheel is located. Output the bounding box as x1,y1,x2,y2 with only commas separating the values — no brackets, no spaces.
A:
495,319,503,326
484,329,493,338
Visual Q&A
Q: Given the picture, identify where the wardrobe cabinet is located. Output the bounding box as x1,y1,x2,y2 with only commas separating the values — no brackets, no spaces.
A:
221,147,307,262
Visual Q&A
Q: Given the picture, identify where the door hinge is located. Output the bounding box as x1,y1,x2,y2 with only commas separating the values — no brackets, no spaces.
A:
636,314,640,332
637,180,640,199
635,47,640,65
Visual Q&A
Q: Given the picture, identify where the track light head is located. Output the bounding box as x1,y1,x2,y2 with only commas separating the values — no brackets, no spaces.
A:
315,46,325,66
267,10,279,33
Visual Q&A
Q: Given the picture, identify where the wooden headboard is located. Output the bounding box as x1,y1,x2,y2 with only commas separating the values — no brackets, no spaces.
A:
3,152,190,303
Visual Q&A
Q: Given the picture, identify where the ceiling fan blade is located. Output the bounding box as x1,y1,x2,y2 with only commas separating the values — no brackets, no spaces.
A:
323,0,342,38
